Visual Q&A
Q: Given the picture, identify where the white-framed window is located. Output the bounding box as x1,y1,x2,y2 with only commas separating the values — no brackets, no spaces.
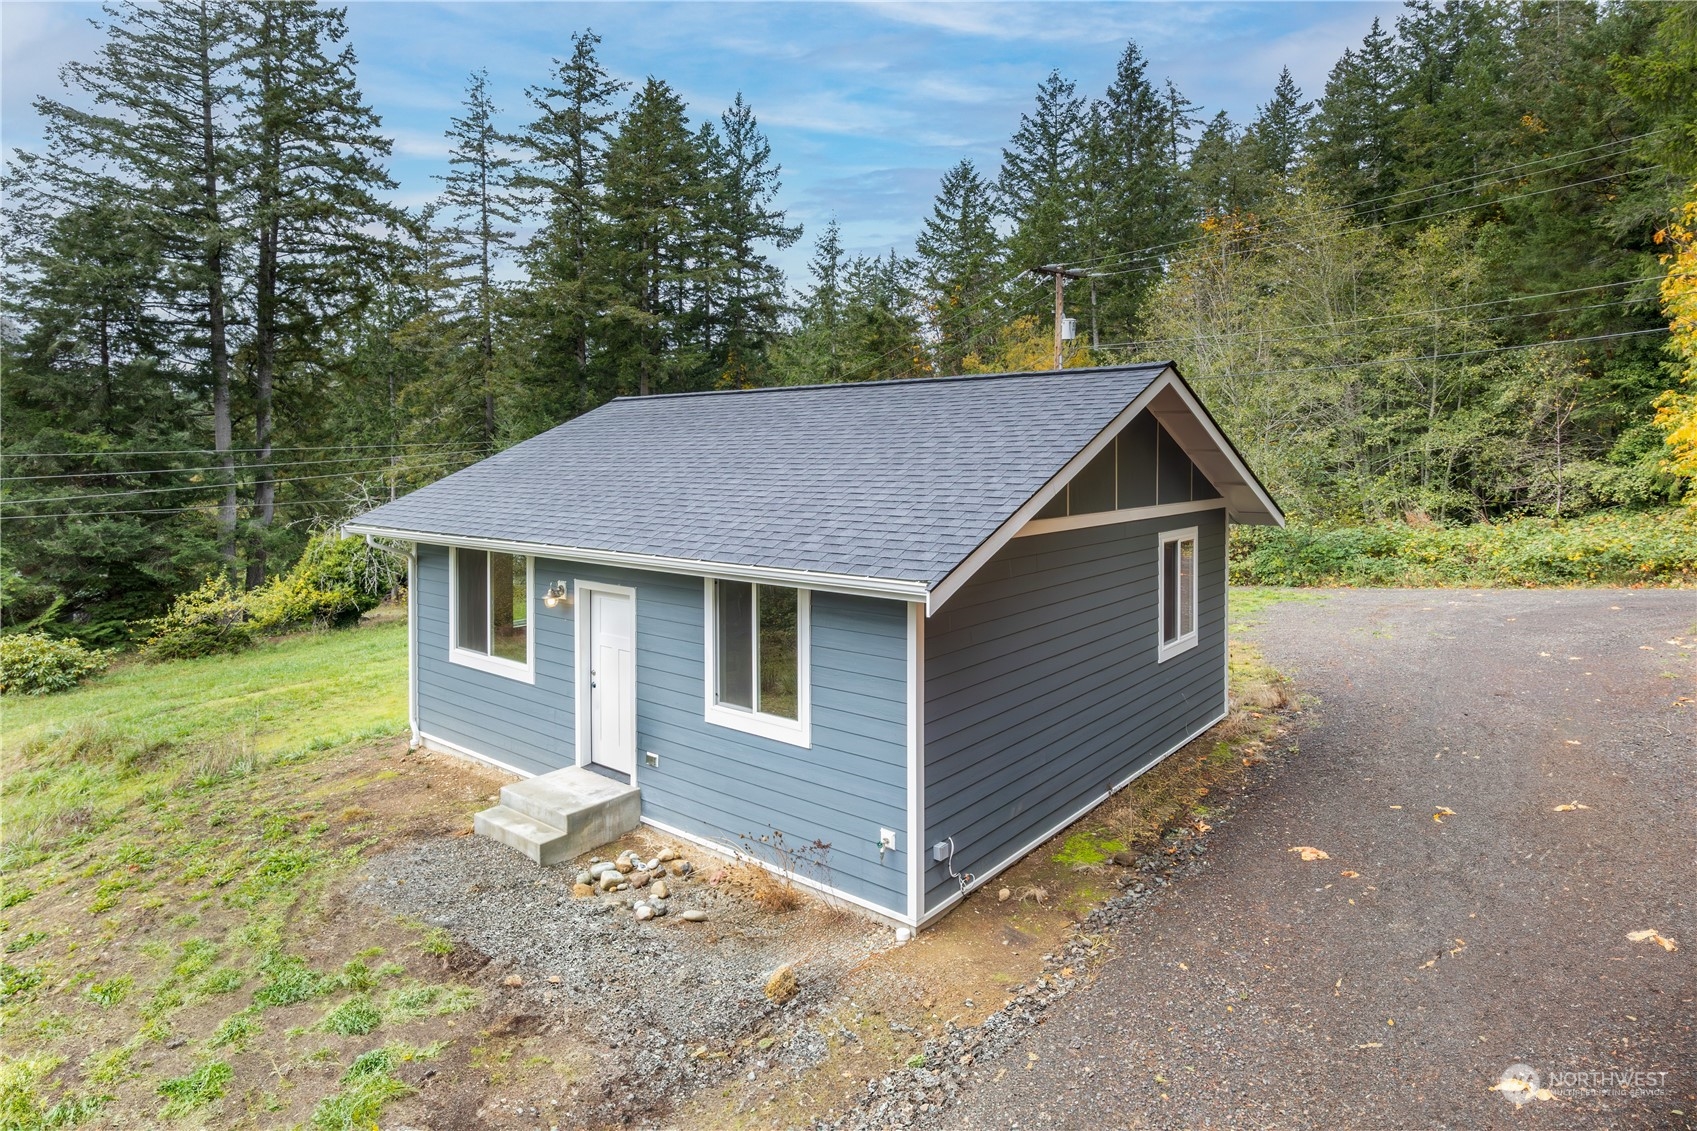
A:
1157,527,1199,662
449,546,536,682
703,578,811,747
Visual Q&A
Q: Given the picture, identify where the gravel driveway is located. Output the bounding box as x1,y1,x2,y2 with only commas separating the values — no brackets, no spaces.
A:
940,589,1695,1130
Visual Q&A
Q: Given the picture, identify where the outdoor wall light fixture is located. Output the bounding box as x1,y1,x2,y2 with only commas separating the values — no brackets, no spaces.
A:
542,580,570,609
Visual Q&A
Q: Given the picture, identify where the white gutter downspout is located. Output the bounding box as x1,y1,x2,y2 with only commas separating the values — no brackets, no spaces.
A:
405,542,419,748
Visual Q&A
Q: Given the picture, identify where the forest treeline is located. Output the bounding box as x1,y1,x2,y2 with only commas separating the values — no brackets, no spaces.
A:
3,0,1694,644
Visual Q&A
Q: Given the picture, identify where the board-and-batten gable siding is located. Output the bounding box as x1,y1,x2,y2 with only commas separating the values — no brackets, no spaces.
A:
413,543,912,916
921,507,1228,916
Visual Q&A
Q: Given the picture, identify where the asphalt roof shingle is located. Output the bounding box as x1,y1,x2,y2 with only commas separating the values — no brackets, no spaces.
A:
350,363,1170,588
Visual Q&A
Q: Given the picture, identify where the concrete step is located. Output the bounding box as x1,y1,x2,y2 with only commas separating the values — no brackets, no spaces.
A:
473,804,574,866
474,766,642,867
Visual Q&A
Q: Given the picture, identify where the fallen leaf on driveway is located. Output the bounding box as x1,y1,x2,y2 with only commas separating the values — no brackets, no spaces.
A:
1640,645,1657,651
1289,846,1330,861
1491,1077,1532,1096
1357,1041,1383,1048
1418,958,1436,970
1539,651,1552,657
1627,929,1679,952
1564,740,1581,746
1433,806,1457,823
1339,870,1360,878
1552,802,1591,812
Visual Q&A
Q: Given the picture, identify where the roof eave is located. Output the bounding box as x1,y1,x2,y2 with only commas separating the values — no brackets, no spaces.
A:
340,521,932,604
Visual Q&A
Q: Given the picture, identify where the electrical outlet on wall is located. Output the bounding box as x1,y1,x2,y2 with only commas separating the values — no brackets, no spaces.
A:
644,751,659,768
878,828,897,852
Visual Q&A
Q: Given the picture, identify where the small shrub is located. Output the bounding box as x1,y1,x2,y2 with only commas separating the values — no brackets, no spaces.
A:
291,530,403,607
244,573,365,634
0,632,113,696
141,576,253,661
156,1060,231,1118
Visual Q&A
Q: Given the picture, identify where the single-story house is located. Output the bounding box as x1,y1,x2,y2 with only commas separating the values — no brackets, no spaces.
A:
344,362,1282,930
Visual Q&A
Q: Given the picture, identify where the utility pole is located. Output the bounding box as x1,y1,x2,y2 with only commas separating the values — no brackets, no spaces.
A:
1029,264,1089,371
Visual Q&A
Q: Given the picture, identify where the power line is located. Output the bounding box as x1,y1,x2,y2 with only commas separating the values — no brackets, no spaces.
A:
0,456,479,508
0,447,487,484
0,439,481,461
1075,165,1665,282
1094,285,1661,354
1160,327,1670,381
0,497,370,523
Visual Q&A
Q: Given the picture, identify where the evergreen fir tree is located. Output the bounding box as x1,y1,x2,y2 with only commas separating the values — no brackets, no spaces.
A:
1308,19,1401,210
996,70,1087,273
1085,41,1193,342
1248,67,1313,178
597,77,712,397
24,0,245,566
707,93,801,386
438,68,519,446
236,0,397,583
509,30,626,422
915,159,1004,374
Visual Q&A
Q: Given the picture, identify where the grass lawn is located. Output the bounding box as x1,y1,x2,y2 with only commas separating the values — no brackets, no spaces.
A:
0,615,499,1129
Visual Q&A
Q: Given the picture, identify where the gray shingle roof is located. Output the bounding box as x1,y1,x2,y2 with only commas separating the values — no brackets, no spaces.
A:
350,363,1170,588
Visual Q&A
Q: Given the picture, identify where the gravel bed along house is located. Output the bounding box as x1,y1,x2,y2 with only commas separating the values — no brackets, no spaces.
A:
356,832,892,1125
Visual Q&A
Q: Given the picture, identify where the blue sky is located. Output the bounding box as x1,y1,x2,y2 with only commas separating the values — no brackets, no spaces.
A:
2,1,1399,283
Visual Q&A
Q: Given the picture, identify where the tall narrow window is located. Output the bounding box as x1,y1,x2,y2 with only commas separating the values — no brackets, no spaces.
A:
1158,528,1198,661
707,580,809,745
452,548,532,679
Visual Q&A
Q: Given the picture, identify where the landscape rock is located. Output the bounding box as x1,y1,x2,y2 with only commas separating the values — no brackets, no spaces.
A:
651,880,669,899
657,848,678,863
615,858,634,874
571,882,595,898
680,909,708,922
635,903,655,921
576,870,594,886
630,871,651,889
997,887,1011,902
599,873,622,892
764,963,799,1004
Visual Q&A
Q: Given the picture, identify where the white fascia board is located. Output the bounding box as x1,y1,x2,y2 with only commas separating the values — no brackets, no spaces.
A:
342,523,931,606
1146,379,1285,528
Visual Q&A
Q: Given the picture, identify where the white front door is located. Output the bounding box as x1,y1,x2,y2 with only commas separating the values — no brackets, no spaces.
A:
588,589,635,776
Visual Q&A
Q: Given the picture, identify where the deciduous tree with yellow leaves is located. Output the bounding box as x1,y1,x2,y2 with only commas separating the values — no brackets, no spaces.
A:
1654,187,1697,504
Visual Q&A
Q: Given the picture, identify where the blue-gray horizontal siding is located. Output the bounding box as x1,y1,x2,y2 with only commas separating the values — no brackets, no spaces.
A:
415,544,571,776
414,544,911,916
922,508,1228,915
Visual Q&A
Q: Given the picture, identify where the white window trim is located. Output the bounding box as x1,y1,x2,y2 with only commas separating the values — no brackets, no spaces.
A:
1156,526,1200,663
702,578,812,748
448,545,537,684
